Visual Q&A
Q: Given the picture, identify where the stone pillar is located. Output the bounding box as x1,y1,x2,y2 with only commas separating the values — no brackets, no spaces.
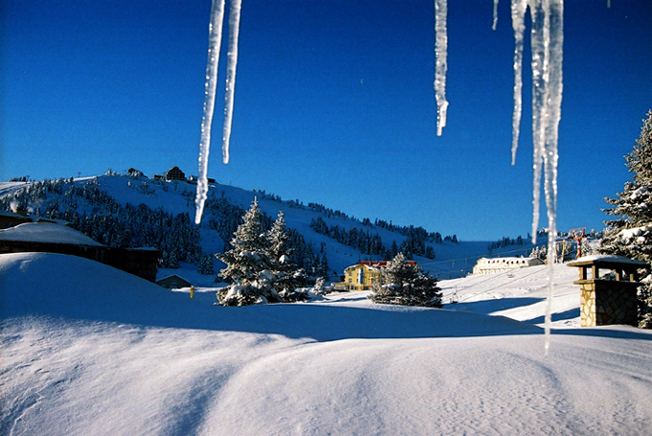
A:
567,256,649,327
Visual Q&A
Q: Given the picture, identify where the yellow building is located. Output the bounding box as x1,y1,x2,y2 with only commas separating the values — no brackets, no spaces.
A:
333,260,420,291
336,263,381,291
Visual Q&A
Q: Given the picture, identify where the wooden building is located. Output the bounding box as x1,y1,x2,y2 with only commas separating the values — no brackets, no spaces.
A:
0,222,160,282
157,274,192,289
165,166,186,181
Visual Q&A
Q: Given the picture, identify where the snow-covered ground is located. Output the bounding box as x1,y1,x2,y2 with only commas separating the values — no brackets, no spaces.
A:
2,252,651,436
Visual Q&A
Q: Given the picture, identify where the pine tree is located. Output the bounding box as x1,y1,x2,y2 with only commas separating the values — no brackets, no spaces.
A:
600,110,652,328
368,252,443,308
216,198,279,306
198,253,215,275
318,253,330,278
266,211,309,300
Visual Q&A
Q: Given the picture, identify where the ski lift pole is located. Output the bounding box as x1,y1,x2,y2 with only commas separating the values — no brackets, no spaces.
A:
570,227,586,259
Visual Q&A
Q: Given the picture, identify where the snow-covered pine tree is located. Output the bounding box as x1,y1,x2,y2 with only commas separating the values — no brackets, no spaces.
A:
266,211,309,301
216,198,280,306
600,109,652,328
368,252,443,308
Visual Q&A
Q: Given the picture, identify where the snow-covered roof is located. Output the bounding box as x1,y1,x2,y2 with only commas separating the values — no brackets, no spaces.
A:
0,222,105,247
568,255,649,266
0,210,71,226
344,263,381,272
157,274,191,283
476,256,541,264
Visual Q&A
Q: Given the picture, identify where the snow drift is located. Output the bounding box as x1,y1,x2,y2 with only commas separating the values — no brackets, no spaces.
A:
2,252,651,436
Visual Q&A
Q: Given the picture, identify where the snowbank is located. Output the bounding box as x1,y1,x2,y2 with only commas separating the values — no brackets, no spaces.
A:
2,253,651,436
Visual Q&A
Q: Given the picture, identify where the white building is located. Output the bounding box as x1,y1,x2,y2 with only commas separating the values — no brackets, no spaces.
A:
472,256,544,275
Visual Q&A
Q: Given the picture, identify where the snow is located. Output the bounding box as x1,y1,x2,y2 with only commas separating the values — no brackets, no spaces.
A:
0,223,104,247
629,186,648,201
618,225,652,244
570,254,649,266
2,252,651,436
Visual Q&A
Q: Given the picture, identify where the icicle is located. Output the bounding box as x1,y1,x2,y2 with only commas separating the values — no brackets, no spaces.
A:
511,0,563,353
510,0,527,167
530,0,548,247
492,0,500,30
542,0,563,355
434,0,448,136
195,0,226,225
221,0,242,165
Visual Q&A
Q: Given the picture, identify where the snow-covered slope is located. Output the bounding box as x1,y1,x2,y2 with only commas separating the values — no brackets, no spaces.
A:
2,252,651,436
0,174,542,280
442,262,581,327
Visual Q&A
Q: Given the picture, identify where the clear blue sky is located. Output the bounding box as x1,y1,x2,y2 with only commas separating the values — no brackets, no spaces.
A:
2,0,651,241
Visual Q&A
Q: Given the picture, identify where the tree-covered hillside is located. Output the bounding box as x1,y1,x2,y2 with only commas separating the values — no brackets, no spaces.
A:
0,171,535,280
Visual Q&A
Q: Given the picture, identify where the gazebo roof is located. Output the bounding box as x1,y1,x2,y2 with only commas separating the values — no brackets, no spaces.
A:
567,255,649,268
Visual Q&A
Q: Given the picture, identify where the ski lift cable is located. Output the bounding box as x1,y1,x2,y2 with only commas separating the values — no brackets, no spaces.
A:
445,267,546,303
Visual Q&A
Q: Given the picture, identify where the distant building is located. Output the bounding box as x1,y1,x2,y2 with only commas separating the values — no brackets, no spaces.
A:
165,166,186,181
333,260,417,291
157,274,192,289
472,257,543,275
187,175,216,185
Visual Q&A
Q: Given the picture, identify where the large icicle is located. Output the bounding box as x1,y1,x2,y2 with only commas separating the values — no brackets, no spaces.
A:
492,0,500,30
221,0,242,165
510,0,564,353
195,0,226,225
541,0,563,354
434,0,448,136
510,0,527,165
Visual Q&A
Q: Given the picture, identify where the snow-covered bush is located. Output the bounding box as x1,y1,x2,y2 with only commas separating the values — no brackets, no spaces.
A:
368,253,443,308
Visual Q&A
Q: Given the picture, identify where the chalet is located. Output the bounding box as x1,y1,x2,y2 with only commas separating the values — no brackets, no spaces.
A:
472,256,544,275
157,274,192,289
165,166,186,181
0,222,160,282
334,260,417,291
